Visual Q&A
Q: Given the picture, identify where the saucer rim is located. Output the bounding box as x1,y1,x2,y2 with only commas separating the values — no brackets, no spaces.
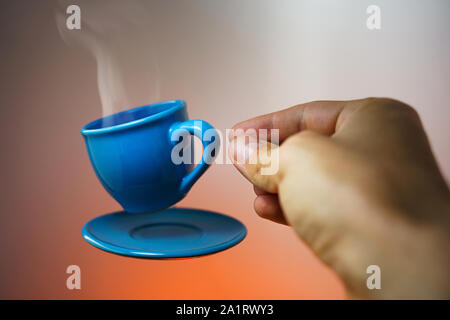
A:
81,208,247,259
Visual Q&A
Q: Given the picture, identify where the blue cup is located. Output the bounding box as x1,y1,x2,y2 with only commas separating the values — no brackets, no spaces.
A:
81,100,219,213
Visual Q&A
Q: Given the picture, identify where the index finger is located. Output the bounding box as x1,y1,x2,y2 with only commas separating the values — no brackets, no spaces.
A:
230,100,362,143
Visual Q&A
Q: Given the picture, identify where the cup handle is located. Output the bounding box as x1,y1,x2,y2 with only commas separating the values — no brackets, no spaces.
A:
169,119,219,195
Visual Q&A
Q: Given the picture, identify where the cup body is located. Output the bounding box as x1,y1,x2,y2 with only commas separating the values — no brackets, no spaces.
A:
81,100,197,213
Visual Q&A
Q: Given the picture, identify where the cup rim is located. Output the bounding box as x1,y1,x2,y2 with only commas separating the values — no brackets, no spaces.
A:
81,100,186,136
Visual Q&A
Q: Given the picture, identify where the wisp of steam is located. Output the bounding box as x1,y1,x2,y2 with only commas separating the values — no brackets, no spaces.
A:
55,0,161,126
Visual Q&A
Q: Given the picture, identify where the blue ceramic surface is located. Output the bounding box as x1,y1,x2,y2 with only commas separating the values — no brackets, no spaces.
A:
81,100,218,213
82,208,247,258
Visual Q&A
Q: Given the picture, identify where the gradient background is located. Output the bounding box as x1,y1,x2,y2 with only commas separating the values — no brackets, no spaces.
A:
0,0,449,299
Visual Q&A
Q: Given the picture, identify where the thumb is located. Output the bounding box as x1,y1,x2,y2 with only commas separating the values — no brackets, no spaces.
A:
228,135,280,193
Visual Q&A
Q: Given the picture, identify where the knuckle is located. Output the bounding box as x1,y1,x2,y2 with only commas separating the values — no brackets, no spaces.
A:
278,130,323,177
282,130,317,149
279,131,321,161
363,97,419,118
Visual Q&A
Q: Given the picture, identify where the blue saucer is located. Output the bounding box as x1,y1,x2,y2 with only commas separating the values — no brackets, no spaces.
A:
82,208,247,258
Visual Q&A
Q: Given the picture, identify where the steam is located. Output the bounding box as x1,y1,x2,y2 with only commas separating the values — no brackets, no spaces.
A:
55,0,160,118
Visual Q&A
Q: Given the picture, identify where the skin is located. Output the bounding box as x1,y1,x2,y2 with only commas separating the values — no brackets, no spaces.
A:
228,98,450,299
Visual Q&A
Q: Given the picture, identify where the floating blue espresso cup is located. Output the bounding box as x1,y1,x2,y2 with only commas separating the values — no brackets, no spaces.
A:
81,100,218,213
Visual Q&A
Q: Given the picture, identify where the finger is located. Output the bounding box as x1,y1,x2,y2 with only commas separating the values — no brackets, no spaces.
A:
254,185,273,195
228,99,365,193
254,194,287,225
230,100,362,143
227,137,254,184
333,98,427,158
229,138,280,193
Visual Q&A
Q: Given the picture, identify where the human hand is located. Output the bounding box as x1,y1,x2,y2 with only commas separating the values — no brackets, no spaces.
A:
229,98,450,299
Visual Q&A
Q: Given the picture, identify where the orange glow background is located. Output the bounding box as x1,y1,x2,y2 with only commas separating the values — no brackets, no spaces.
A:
1,1,449,299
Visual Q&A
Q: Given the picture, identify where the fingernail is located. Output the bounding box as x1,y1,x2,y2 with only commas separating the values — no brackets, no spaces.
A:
228,129,234,142
234,136,258,165
228,127,246,142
